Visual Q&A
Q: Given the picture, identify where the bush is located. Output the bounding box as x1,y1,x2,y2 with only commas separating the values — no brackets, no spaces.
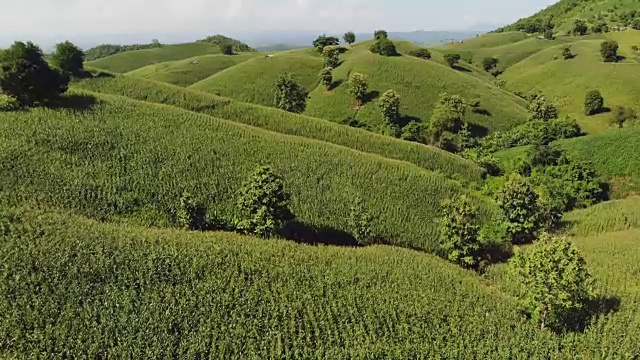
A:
544,29,555,40
509,234,593,331
400,121,424,143
444,54,461,68
592,21,609,33
527,94,558,121
348,197,374,245
0,94,20,111
273,74,307,113
571,19,589,36
408,48,431,60
562,45,574,60
439,195,481,269
220,43,234,55
600,41,619,62
480,117,581,152
494,174,544,244
51,41,85,75
584,90,604,116
348,72,368,105
322,46,340,68
429,93,466,139
176,191,207,230
319,67,333,90
370,38,397,57
632,18,640,30
374,29,388,40
237,166,294,238
482,57,499,72
378,90,401,134
313,35,339,52
610,105,637,128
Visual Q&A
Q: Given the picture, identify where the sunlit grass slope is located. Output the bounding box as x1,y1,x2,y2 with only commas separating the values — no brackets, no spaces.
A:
0,91,495,252
501,39,640,134
126,53,260,87
563,196,640,236
74,75,485,182
189,51,324,106
441,32,530,51
86,43,223,73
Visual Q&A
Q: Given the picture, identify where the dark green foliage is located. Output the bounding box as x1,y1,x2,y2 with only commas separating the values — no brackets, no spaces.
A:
610,105,637,128
374,29,388,40
319,67,333,89
220,43,234,55
429,93,466,139
51,41,85,75
562,45,574,60
176,191,206,230
510,16,554,34
322,46,340,68
369,38,398,57
481,117,581,152
401,121,425,143
198,35,254,52
584,90,604,116
274,74,307,113
348,197,374,245
444,53,461,68
494,174,544,244
0,41,69,107
570,19,589,36
544,29,555,40
527,95,558,121
348,72,368,105
632,18,640,30
378,90,401,135
408,48,432,60
482,57,499,72
313,35,340,52
84,41,164,61
462,149,502,177
439,195,481,269
600,41,619,62
591,21,609,33
343,31,356,45
510,234,593,331
237,166,294,238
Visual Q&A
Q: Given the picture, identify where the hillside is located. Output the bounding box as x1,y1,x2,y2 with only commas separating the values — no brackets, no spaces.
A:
85,43,225,73
0,90,495,252
127,53,261,87
563,196,640,236
74,74,486,182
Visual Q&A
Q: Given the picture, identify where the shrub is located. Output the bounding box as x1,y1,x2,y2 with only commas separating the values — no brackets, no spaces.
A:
571,19,589,35
600,40,619,62
544,29,554,40
370,38,397,57
237,166,294,238
343,31,356,45
562,45,574,60
348,72,368,105
584,90,604,116
378,90,401,135
509,234,593,331
400,121,424,143
313,35,339,52
51,41,85,75
374,29,388,40
444,54,461,68
527,95,558,121
480,117,581,152
273,74,307,113
348,197,374,245
176,191,206,230
494,174,544,244
632,18,640,30
610,105,637,128
319,67,333,90
408,48,431,60
482,57,499,72
429,93,466,139
439,195,481,269
592,21,609,33
0,94,20,111
322,45,340,68
220,43,234,55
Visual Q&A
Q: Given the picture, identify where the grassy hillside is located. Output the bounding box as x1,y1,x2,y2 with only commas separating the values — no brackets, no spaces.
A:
86,43,224,73
305,41,529,134
441,32,530,51
501,38,640,134
189,51,324,106
74,75,485,182
563,196,640,236
470,36,580,69
127,53,260,87
0,91,495,252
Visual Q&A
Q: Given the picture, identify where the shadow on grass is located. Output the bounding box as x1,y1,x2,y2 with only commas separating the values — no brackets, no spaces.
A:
362,90,380,104
283,221,361,247
47,94,98,111
329,79,344,91
397,115,421,128
452,65,472,73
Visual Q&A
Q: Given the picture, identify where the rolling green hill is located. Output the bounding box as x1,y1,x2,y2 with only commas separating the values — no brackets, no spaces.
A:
0,91,496,252
563,196,640,236
85,43,225,73
189,51,324,105
442,32,530,51
74,74,486,182
126,53,261,87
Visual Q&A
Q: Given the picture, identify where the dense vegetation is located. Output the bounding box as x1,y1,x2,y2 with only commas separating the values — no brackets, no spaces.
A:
84,40,164,61
196,35,255,52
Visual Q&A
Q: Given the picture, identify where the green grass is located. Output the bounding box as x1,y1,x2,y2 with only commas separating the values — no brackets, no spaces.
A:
562,196,640,236
126,53,260,87
471,36,580,69
501,39,640,134
189,51,324,106
0,91,496,252
304,42,529,134
440,32,530,51
74,75,485,182
86,43,224,73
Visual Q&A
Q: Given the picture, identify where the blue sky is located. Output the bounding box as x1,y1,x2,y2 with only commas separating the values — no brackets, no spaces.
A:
1,0,557,44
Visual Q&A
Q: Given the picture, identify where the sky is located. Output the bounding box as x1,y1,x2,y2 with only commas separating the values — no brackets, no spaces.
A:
0,0,558,46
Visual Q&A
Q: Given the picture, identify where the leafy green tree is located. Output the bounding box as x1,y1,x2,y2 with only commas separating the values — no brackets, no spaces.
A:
322,45,340,68
0,41,69,107
319,67,333,90
439,195,481,269
600,40,619,62
312,35,339,52
444,53,461,68
429,93,466,138
482,57,499,72
592,21,609,33
51,41,85,75
220,43,234,55
494,173,544,244
527,95,558,121
509,234,593,330
0,94,20,111
544,29,554,40
571,19,589,36
348,72,368,105
176,191,206,230
401,121,424,143
273,74,307,113
562,45,574,60
632,18,640,30
348,197,374,245
374,29,388,40
408,48,431,60
584,90,604,116
237,166,294,238
378,90,401,136
343,31,356,45
610,105,637,128
369,38,398,56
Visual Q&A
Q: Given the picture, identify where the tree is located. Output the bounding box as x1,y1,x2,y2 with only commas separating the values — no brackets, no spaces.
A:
632,18,640,30
494,173,544,244
313,35,339,52
0,41,69,107
610,105,637,128
369,38,397,56
343,31,356,45
592,21,608,33
374,29,388,40
176,191,206,230
319,67,333,90
571,19,589,36
439,195,481,269
51,41,85,75
600,40,619,62
509,234,593,331
401,121,424,143
378,90,401,136
429,93,466,138
562,45,574,60
444,53,461,68
348,197,374,245
322,45,340,68
348,72,368,105
220,43,234,55
237,166,294,238
273,74,307,113
584,90,604,116
527,95,558,121
408,48,431,60
544,29,554,40
482,57,499,72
